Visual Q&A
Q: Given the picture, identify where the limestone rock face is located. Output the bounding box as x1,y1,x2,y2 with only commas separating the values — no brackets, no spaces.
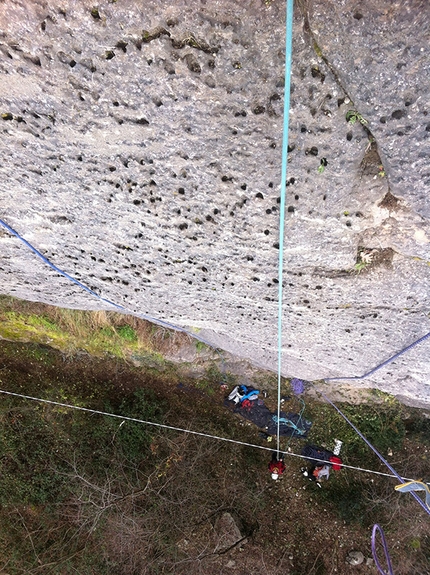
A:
0,0,429,406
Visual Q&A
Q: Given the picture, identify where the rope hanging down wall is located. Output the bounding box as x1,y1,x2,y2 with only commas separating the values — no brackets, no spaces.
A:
0,218,226,370
0,0,429,520
0,1,428,570
276,0,295,458
1,216,429,513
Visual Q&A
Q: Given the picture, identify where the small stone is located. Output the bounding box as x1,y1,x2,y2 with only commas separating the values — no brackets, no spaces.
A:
346,550,364,566
226,560,236,568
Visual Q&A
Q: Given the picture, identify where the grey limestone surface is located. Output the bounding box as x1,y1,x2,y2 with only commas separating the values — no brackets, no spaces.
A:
0,0,429,406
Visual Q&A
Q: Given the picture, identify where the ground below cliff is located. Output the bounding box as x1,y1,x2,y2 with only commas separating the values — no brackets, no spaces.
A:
0,299,428,575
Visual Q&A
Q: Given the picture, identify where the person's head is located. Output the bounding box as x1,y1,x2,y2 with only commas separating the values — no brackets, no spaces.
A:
271,472,279,480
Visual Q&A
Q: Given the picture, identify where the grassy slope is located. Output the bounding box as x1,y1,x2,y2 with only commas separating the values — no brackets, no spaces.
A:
0,296,429,574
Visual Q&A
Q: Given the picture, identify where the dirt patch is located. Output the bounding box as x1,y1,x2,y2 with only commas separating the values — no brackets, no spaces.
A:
378,191,401,211
360,141,383,177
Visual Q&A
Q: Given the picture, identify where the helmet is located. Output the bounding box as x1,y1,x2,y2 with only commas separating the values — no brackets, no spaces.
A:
271,472,279,480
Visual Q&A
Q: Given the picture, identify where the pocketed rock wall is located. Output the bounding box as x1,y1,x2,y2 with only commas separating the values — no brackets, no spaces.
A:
0,0,429,406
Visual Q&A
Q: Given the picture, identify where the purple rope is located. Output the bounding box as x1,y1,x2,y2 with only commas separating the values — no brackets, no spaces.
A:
291,378,305,395
2,216,429,513
372,524,394,575
0,219,107,302
325,330,430,381
318,387,430,516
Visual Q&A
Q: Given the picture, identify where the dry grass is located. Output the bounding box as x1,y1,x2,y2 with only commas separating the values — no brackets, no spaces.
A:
0,320,429,575
0,295,192,360
50,304,192,354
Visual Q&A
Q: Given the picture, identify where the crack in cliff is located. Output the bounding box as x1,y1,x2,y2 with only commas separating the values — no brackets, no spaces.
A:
297,0,351,101
138,26,218,54
296,0,395,204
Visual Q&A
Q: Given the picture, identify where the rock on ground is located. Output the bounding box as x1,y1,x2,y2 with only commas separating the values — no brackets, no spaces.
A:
213,511,247,552
346,550,365,566
0,0,429,406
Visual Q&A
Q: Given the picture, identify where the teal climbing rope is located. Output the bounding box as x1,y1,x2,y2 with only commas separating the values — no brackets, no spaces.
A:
276,0,295,457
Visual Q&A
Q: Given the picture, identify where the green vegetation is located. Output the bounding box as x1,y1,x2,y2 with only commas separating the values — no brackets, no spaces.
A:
0,296,429,574
194,363,237,396
349,249,375,275
195,339,208,352
0,295,184,364
90,7,101,19
306,400,405,464
346,109,368,125
352,261,369,273
318,476,372,525
0,339,266,574
116,324,138,342
313,41,323,58
0,386,162,506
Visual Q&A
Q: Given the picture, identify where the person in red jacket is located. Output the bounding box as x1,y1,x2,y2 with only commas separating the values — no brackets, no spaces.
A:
268,452,286,480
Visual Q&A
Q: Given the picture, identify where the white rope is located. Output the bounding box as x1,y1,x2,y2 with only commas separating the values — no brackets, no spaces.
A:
0,388,425,484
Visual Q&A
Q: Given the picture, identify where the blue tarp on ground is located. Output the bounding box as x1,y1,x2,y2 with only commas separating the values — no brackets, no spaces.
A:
225,388,312,437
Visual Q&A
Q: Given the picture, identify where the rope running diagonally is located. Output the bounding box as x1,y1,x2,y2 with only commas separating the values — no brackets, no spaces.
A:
0,218,227,371
276,0,295,459
316,385,430,516
0,387,426,484
1,222,430,493
325,329,430,382
0,0,429,505
1,218,430,498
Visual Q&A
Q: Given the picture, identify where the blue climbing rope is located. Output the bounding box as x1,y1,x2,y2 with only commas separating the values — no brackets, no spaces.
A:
316,384,430,516
276,0,295,458
0,218,226,370
325,330,430,382
0,14,427,572
0,1,427,506
0,219,109,302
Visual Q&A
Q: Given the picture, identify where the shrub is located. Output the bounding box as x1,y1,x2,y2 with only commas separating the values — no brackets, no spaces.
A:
112,389,164,460
116,325,138,342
